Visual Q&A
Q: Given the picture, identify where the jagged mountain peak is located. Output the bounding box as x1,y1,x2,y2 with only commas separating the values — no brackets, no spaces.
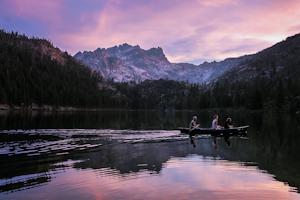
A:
73,43,254,84
145,47,167,61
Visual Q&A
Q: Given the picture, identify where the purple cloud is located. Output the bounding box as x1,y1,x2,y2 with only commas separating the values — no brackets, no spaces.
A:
1,0,300,64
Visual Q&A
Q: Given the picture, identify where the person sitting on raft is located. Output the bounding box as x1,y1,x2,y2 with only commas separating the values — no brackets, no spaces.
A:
224,117,232,129
189,115,200,130
212,115,221,130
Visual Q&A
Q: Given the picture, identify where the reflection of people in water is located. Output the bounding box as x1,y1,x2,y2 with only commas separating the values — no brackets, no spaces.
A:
189,115,200,130
212,115,221,130
224,136,232,147
213,136,232,149
190,135,196,148
224,117,232,129
213,137,218,149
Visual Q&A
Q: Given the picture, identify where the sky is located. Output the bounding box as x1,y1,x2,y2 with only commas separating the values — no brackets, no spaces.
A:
1,0,300,65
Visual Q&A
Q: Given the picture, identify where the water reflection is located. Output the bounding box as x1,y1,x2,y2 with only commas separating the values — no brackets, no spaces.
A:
1,154,299,200
212,135,235,149
1,172,51,194
0,111,300,199
0,110,186,130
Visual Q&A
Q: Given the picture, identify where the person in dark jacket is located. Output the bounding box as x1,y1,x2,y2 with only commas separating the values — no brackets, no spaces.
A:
224,117,232,129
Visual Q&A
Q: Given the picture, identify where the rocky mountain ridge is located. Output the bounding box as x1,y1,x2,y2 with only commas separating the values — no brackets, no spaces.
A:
74,44,252,84
209,33,300,85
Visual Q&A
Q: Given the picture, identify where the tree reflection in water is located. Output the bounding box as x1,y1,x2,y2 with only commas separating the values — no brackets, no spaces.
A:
0,111,300,198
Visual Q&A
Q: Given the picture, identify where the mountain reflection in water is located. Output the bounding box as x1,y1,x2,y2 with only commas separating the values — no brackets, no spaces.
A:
0,111,300,199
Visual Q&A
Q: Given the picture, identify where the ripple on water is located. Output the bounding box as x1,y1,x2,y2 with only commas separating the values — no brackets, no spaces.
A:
0,129,195,158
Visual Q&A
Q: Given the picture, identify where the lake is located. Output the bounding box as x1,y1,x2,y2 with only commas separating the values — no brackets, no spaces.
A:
0,110,300,200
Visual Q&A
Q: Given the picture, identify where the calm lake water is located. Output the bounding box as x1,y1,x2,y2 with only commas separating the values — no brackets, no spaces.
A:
0,110,300,200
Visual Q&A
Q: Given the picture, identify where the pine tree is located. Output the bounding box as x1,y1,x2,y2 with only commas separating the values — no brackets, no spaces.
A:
276,79,284,110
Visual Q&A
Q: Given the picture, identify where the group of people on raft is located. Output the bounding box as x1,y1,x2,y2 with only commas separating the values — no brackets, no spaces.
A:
189,115,233,148
189,115,232,130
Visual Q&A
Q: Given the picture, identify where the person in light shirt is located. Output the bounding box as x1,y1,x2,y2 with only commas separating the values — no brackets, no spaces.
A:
211,115,221,130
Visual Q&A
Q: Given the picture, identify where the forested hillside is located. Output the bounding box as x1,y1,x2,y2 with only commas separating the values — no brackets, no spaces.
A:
205,33,300,112
0,30,116,108
108,33,300,112
0,30,299,112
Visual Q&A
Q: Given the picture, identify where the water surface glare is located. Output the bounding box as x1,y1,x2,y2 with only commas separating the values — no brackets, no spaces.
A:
1,155,299,200
1,111,300,199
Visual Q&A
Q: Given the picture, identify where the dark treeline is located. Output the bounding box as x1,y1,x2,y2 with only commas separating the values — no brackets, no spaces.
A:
206,33,300,112
0,30,120,108
201,77,300,112
112,32,300,112
109,76,300,112
1,30,299,112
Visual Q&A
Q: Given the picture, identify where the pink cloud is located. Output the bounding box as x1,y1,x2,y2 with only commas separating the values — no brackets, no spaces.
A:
62,0,300,63
197,0,238,7
1,0,300,64
2,0,63,23
288,24,300,34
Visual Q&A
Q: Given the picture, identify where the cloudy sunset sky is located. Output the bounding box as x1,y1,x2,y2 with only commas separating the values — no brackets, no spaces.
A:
1,0,300,64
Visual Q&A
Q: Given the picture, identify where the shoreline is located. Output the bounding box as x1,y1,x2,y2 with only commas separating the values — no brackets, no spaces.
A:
0,104,299,114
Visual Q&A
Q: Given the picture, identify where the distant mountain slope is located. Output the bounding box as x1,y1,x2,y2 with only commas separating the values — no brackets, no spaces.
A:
198,33,300,112
74,44,251,84
211,33,300,85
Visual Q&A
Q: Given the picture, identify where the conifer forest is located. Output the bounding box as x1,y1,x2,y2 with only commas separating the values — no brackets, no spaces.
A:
0,30,300,112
